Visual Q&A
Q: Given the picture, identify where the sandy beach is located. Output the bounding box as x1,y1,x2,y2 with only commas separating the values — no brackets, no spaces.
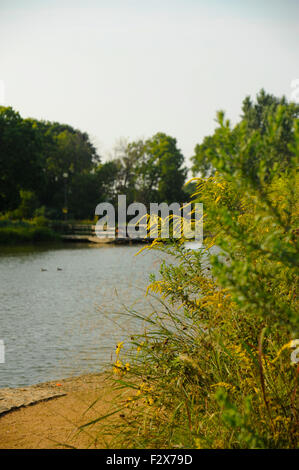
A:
0,373,120,449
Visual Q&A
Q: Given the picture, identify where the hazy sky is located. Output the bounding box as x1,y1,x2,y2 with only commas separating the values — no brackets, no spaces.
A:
0,0,298,162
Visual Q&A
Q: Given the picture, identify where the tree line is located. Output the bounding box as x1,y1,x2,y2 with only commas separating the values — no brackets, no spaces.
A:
191,88,299,178
1,89,297,221
0,107,187,220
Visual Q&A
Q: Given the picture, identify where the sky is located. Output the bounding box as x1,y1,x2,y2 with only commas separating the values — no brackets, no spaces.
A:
0,0,298,163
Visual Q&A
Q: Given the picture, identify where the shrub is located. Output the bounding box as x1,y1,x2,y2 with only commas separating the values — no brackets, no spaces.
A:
0,225,59,244
82,106,298,449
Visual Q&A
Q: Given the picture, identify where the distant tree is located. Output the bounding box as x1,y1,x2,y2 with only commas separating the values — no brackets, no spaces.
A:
0,107,188,220
191,90,299,177
31,120,100,218
0,107,44,211
68,160,123,219
96,160,123,205
67,173,99,219
191,132,222,178
145,133,187,203
110,134,187,205
46,129,99,178
241,89,299,171
110,139,141,205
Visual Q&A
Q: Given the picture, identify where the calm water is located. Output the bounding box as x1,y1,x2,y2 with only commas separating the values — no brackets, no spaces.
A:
0,243,166,388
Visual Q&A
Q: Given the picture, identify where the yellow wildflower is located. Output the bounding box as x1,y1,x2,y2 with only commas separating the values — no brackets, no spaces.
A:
125,397,133,408
211,382,236,391
115,341,124,356
194,438,201,449
113,359,123,375
271,340,297,364
146,396,154,406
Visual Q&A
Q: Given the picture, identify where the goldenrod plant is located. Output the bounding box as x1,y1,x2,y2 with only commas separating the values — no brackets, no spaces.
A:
82,102,298,449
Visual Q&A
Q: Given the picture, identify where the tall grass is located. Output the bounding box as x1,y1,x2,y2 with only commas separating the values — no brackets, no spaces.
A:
81,109,298,448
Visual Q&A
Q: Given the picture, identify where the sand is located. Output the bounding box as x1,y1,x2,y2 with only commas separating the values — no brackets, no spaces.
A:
0,373,122,449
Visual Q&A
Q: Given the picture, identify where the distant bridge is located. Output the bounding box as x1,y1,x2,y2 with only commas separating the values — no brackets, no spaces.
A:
56,224,151,244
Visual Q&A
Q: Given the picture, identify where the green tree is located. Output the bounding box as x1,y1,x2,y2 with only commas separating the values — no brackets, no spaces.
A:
110,134,187,205
191,90,299,177
95,160,122,205
12,190,39,219
110,139,142,205
145,133,187,203
0,107,44,211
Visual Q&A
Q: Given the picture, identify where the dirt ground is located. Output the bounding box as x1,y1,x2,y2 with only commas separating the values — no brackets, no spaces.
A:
0,373,123,449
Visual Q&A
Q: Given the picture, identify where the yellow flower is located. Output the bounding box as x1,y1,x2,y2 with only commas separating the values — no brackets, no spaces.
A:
115,341,124,356
125,362,130,372
271,340,296,364
125,396,133,408
229,344,250,365
113,359,123,375
211,382,236,391
194,438,201,449
137,341,144,353
136,382,153,396
146,396,154,406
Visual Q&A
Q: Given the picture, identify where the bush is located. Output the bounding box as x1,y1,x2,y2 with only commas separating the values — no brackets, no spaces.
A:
82,106,299,449
0,225,59,244
14,190,39,219
31,215,49,227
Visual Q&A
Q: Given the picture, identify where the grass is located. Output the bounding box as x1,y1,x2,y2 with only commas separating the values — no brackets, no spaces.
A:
79,114,298,448
80,239,298,449
0,219,60,244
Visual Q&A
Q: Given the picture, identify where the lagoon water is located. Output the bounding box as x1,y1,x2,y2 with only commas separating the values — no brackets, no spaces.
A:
0,243,166,388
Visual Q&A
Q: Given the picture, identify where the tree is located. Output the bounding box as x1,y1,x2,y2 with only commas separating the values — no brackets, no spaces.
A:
109,139,142,205
0,107,102,218
140,132,187,203
191,90,299,177
0,107,44,211
145,133,187,203
190,133,221,178
95,160,122,205
110,134,187,206
31,120,101,218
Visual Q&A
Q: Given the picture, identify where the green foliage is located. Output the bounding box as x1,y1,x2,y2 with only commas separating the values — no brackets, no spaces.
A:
145,133,187,203
14,190,40,219
87,95,299,449
110,133,187,206
196,111,298,332
191,89,299,177
0,106,101,218
0,223,59,244
0,107,187,222
191,131,224,177
0,106,44,210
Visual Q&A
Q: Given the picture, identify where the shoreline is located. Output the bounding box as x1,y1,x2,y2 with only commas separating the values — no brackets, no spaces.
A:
0,372,119,449
0,372,107,416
